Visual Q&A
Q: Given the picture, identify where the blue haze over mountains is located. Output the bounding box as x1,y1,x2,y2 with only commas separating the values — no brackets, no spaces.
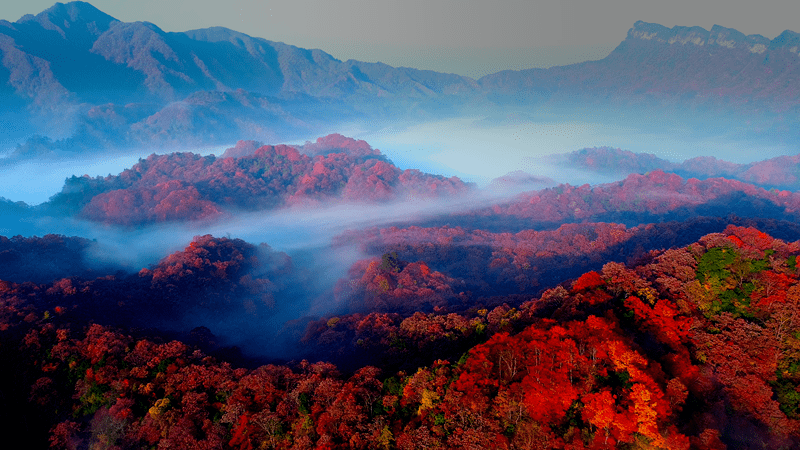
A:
1,3,799,156
0,1,793,247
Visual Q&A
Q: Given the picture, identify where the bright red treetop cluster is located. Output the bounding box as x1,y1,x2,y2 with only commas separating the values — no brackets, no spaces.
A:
48,134,471,225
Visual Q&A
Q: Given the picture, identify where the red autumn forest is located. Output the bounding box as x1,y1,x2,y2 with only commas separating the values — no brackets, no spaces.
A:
4,225,800,448
40,135,800,229
3,134,800,449
44,134,470,225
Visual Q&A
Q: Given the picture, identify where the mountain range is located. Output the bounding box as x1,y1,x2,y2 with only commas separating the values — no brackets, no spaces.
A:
2,1,799,157
481,21,800,109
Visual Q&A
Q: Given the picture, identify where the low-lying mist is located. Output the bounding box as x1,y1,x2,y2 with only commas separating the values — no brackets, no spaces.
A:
354,113,797,187
0,187,532,359
0,144,236,205
3,109,799,361
2,108,795,205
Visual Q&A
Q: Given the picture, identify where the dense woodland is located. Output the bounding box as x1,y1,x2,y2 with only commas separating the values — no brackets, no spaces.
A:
3,135,800,449
42,134,470,225
3,225,800,449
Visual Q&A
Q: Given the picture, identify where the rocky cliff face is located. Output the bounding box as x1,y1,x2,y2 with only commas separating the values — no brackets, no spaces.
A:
628,21,770,52
628,20,800,55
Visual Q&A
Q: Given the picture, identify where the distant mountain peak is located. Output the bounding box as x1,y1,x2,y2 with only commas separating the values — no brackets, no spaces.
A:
628,21,708,45
708,24,770,51
27,1,117,25
772,29,800,52
628,20,772,53
18,1,119,41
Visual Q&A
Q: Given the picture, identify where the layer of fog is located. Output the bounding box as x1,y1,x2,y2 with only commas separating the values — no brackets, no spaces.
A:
0,120,367,205
3,110,796,205
0,144,235,205
3,110,797,359
354,115,797,187
4,110,796,292
4,188,534,358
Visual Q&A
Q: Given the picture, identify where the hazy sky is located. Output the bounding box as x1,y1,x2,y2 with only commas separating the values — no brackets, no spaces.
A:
2,0,798,78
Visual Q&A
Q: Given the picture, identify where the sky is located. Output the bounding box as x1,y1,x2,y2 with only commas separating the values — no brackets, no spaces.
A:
1,0,798,79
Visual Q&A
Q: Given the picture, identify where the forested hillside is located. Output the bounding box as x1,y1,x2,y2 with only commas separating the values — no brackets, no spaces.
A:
3,226,800,448
2,125,800,449
43,134,470,225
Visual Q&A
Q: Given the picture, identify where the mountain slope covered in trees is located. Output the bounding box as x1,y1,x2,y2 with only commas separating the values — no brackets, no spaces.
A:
41,134,470,225
4,226,800,448
4,131,800,448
